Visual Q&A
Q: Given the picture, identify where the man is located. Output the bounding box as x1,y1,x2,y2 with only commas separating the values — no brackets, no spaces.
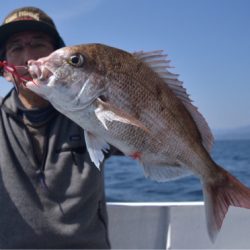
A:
0,6,112,249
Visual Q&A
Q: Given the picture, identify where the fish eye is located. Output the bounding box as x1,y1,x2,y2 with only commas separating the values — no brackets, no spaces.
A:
68,54,85,67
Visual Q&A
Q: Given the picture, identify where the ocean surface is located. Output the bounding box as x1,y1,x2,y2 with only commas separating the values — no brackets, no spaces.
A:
104,140,250,202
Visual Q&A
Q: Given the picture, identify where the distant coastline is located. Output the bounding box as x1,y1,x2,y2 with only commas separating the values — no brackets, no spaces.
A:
213,125,250,140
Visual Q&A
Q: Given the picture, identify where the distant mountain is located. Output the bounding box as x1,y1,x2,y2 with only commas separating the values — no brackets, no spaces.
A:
213,125,250,140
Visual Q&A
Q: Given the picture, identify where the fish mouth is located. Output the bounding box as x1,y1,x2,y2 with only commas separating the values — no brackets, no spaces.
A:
28,64,53,83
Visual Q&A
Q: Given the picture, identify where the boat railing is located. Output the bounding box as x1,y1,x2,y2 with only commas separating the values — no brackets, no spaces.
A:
107,201,250,249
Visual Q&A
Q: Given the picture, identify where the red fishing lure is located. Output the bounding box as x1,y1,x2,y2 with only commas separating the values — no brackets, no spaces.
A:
0,61,34,92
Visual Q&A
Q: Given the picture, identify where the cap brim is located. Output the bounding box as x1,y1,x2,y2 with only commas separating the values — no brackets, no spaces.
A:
0,20,65,51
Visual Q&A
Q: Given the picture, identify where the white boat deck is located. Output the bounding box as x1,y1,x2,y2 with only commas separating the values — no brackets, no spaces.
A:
107,202,250,249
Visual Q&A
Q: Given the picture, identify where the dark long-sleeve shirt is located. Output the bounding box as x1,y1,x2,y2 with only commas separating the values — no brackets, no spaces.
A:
0,89,111,249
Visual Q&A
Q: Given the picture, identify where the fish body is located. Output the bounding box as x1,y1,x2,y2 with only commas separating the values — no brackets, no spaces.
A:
26,43,250,242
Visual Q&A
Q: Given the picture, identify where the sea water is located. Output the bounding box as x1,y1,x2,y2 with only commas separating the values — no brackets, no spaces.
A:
104,140,250,202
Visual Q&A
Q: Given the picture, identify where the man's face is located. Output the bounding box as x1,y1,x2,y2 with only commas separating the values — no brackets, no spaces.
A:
4,30,55,84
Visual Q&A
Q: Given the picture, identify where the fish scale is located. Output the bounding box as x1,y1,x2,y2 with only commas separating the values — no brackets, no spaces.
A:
106,70,199,158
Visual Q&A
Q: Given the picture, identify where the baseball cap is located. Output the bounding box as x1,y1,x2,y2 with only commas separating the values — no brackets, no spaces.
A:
0,6,65,61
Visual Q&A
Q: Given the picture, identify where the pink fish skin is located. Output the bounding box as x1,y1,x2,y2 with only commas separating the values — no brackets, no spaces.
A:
26,43,250,242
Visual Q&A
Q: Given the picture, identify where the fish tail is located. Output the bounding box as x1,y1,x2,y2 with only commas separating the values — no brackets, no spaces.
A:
203,166,250,242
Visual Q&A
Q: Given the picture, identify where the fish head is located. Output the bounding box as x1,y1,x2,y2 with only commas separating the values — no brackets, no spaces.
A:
26,44,108,111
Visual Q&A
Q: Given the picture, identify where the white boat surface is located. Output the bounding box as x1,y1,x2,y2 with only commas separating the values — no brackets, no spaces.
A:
107,201,250,249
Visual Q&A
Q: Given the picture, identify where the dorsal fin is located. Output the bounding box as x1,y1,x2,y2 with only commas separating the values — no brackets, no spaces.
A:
133,50,214,152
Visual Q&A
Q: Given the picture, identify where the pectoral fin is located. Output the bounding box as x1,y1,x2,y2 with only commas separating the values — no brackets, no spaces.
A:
84,130,110,169
95,98,150,133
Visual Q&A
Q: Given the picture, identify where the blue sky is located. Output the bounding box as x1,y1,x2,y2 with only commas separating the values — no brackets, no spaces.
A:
0,0,249,129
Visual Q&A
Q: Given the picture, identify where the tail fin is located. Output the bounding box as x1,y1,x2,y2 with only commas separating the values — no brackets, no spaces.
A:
203,166,250,242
